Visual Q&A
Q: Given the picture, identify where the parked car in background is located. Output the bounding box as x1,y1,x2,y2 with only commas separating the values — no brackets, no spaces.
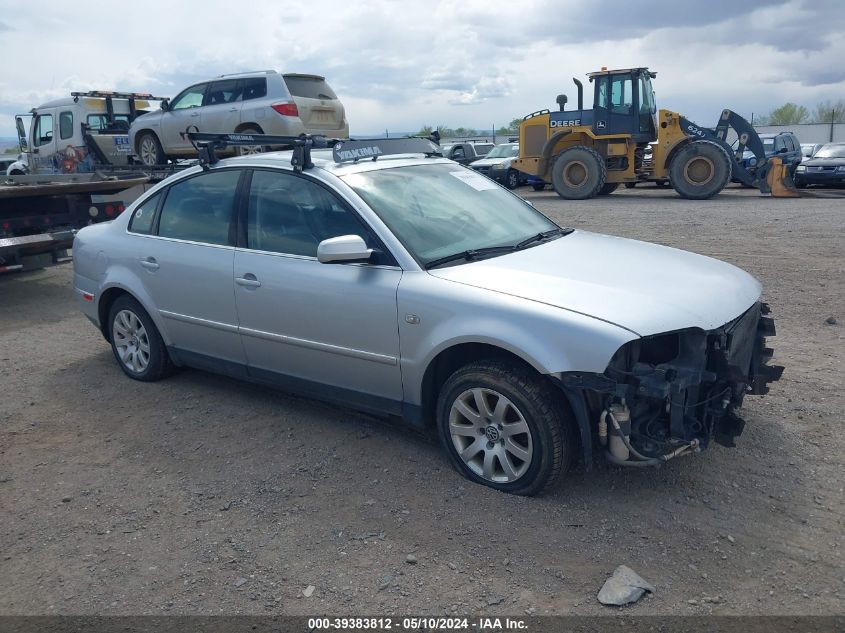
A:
440,141,494,165
732,132,802,183
794,142,845,187
469,142,525,189
129,71,348,166
801,143,824,159
72,136,781,495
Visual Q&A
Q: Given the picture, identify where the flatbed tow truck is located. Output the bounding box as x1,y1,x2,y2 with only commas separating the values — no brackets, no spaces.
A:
2,91,194,274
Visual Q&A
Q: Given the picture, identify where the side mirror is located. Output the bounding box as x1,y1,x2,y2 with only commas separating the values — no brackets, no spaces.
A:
317,234,373,264
160,100,170,112
778,147,788,154
15,117,28,151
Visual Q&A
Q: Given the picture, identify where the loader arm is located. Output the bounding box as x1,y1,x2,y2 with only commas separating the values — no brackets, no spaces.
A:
677,109,784,194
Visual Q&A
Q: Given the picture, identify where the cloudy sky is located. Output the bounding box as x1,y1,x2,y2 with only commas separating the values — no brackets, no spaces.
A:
1,0,843,137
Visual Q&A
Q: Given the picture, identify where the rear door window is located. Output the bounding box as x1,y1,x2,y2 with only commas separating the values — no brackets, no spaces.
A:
157,170,241,245
283,76,337,100
204,80,242,105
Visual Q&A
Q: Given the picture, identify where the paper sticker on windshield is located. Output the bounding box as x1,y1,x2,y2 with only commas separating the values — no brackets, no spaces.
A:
449,170,498,191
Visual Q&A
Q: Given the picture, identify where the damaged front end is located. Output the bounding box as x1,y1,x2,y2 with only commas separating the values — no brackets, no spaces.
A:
556,302,784,468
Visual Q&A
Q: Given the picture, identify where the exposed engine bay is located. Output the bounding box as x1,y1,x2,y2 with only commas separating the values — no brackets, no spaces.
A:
557,302,784,467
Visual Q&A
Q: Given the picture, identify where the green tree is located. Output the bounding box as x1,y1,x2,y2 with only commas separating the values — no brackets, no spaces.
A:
416,125,433,136
760,103,809,125
813,99,845,123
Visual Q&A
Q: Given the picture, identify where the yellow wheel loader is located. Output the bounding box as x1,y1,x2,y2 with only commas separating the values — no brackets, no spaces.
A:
512,67,800,200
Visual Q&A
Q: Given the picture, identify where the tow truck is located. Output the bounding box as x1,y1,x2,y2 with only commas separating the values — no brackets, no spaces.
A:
1,91,188,274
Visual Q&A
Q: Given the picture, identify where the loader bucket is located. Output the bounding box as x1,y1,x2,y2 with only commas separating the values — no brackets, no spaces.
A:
765,157,801,198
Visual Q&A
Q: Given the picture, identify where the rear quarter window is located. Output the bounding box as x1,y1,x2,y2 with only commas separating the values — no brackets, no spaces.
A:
241,78,267,101
128,192,162,235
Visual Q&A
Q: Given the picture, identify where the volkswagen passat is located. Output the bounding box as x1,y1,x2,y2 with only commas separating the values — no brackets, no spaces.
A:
73,137,782,495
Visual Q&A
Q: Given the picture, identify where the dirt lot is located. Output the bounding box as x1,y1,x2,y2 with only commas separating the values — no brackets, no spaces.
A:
1,185,843,616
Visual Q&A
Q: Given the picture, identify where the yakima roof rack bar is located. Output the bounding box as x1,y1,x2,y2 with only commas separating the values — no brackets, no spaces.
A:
182,131,443,172
183,131,332,172
331,135,442,164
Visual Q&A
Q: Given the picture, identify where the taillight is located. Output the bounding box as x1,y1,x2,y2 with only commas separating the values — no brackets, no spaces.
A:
271,102,299,117
105,204,114,217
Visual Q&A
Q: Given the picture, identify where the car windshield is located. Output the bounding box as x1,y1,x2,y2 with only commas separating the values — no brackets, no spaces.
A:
485,144,519,158
814,145,845,158
342,163,560,266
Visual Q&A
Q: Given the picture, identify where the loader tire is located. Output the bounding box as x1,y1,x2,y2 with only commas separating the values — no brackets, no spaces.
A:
551,146,606,200
669,140,732,200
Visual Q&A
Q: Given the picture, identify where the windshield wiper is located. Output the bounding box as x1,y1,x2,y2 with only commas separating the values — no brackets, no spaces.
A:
515,227,573,249
425,245,516,269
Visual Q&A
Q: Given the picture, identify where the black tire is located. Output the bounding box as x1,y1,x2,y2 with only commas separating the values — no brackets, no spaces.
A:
531,183,546,191
597,182,619,195
669,140,732,200
655,180,669,188
624,182,637,189
505,169,520,190
136,132,166,167
436,360,575,496
551,145,606,200
235,126,267,156
108,295,174,382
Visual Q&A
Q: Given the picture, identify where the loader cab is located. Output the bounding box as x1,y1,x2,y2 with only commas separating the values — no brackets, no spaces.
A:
588,67,657,143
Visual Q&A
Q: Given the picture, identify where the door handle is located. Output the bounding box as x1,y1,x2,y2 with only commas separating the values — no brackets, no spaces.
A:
229,107,238,112
235,273,261,288
139,257,159,271
190,112,200,117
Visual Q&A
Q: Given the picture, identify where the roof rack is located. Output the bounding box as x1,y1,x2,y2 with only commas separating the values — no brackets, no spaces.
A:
332,135,442,164
71,91,166,101
184,131,332,172
183,131,443,172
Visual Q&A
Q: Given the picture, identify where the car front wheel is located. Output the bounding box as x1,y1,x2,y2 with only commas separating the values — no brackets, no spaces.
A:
437,360,574,496
108,295,174,382
506,169,520,189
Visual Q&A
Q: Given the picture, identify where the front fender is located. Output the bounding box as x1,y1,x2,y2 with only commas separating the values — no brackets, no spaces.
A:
397,271,636,405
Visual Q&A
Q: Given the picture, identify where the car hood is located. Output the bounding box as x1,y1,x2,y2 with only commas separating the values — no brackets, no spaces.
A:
428,230,761,336
470,157,513,167
801,156,845,167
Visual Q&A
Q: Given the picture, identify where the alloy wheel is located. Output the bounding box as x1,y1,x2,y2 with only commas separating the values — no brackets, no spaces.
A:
112,309,150,374
448,387,533,483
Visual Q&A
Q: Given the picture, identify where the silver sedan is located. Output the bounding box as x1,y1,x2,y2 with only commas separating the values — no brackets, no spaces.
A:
73,139,782,495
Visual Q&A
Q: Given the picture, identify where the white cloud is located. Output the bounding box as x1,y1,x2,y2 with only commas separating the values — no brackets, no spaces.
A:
0,0,843,136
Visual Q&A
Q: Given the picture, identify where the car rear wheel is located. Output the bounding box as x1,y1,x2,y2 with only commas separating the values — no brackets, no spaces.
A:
137,132,166,167
437,360,574,496
531,183,546,191
235,126,267,156
108,295,173,382
551,146,606,200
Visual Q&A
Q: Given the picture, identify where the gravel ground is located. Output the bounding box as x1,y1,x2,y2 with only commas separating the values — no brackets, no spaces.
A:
0,185,843,616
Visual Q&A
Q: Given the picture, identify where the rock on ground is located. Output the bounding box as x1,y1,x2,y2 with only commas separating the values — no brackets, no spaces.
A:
597,565,655,606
